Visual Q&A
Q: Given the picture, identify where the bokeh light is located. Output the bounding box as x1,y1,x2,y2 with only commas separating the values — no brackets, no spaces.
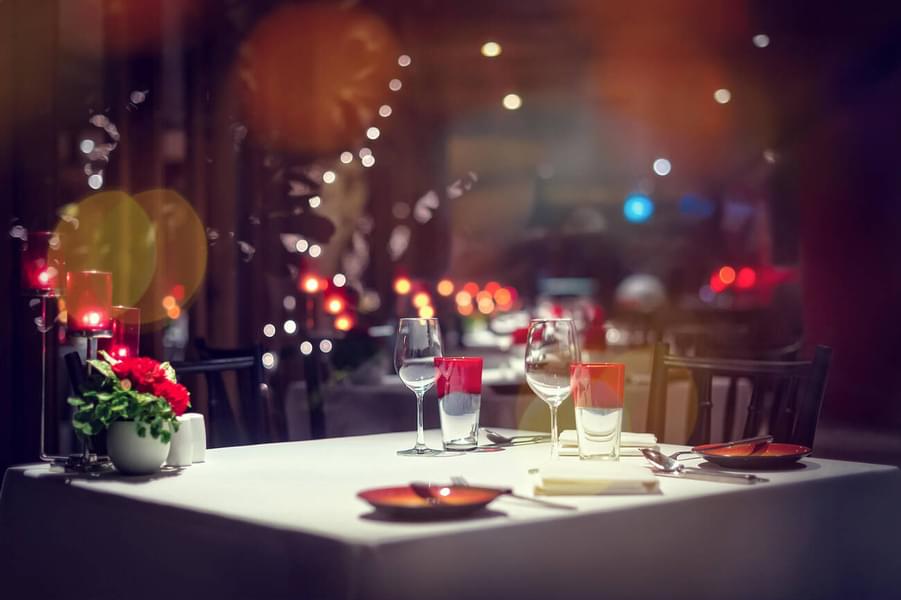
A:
652,158,672,176
325,296,345,314
412,292,430,308
300,341,313,355
718,266,736,285
378,104,392,117
481,41,502,57
335,314,354,331
394,277,412,295
502,93,522,110
455,290,473,306
736,267,757,288
319,339,333,353
753,34,770,48
418,305,435,319
333,273,347,287
437,279,454,296
397,54,411,67
623,194,654,223
714,88,732,104
283,319,297,334
389,78,402,91
52,191,156,317
263,323,276,338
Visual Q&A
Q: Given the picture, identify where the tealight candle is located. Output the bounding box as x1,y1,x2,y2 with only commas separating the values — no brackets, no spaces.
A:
20,231,64,296
98,306,140,358
66,271,113,336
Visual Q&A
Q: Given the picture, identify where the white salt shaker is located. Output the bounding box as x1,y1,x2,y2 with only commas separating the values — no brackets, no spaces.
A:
166,415,194,467
182,413,207,463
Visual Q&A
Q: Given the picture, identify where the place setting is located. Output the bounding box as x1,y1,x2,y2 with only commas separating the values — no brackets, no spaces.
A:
359,316,803,521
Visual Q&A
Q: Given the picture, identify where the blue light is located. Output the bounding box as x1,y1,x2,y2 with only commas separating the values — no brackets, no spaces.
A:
623,194,654,223
679,195,714,219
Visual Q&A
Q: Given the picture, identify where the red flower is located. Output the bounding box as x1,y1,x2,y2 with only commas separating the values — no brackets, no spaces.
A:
112,357,168,393
152,380,191,416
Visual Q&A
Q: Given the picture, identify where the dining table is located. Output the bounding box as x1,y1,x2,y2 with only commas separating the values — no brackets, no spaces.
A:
1,429,899,600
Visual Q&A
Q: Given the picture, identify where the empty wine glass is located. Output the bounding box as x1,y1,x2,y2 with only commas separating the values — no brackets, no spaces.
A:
394,318,443,456
525,319,580,458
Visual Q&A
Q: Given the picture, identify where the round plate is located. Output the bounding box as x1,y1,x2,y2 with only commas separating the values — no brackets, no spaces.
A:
694,442,812,469
358,485,503,519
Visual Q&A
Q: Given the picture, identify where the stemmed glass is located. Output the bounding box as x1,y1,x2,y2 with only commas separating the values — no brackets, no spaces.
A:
394,318,444,456
525,319,580,458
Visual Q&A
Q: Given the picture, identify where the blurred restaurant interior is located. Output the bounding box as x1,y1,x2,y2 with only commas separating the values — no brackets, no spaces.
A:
4,0,901,468
3,0,901,596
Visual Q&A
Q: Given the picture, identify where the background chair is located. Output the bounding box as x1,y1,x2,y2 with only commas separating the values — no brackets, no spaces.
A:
172,340,275,447
647,342,832,447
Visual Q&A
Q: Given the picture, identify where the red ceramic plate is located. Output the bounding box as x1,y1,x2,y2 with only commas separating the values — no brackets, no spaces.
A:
694,442,812,469
358,485,504,519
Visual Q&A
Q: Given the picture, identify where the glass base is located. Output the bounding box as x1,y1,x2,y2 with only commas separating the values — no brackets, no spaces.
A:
397,447,444,457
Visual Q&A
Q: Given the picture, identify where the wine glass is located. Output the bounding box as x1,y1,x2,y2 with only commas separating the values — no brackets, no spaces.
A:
525,319,580,458
394,318,444,456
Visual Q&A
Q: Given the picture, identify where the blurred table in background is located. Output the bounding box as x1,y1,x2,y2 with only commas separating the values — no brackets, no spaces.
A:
285,347,750,444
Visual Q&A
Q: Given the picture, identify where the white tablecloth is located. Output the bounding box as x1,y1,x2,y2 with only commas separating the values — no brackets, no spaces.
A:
1,430,899,599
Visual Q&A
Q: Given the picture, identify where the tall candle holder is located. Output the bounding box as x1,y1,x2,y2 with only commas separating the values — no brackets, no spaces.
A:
63,270,115,473
19,231,65,463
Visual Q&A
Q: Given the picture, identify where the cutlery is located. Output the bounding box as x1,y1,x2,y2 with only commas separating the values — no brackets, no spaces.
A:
484,429,550,445
668,434,774,461
640,449,769,484
450,476,576,510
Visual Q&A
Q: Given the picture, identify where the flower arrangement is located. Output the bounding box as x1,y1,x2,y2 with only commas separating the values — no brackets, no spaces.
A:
69,352,191,443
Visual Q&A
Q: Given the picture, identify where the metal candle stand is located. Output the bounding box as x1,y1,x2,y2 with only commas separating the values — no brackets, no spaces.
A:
61,329,114,473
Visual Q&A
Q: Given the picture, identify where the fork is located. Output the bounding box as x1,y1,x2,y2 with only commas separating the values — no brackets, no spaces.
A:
451,476,576,510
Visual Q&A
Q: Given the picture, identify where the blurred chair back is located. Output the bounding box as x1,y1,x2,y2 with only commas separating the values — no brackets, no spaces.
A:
647,342,832,447
172,341,275,447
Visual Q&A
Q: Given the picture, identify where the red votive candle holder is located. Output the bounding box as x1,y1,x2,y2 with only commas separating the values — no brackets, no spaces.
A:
20,231,64,296
98,306,140,358
66,270,113,336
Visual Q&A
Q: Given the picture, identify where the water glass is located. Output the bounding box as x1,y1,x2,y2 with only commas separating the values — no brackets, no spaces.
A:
571,363,625,460
435,357,483,451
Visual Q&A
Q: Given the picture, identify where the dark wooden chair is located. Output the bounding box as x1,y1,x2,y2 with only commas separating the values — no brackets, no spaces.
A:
172,341,274,447
647,342,832,447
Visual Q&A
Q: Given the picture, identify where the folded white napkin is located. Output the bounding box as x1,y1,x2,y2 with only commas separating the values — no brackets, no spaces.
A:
535,461,660,496
558,430,658,457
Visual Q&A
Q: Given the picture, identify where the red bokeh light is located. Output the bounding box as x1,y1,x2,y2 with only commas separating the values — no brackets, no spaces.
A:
736,267,757,289
710,274,727,293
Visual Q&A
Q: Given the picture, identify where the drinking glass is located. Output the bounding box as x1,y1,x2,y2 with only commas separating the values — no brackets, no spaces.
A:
525,319,580,458
394,318,444,456
571,363,625,460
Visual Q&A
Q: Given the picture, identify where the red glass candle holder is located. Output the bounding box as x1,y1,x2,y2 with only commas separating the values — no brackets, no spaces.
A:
66,271,113,336
20,231,64,297
98,306,140,358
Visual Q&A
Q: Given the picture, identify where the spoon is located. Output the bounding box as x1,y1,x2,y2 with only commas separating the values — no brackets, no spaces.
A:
484,429,550,445
640,449,769,484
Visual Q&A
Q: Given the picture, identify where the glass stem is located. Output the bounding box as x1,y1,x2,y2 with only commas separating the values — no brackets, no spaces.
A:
414,390,427,452
550,404,559,459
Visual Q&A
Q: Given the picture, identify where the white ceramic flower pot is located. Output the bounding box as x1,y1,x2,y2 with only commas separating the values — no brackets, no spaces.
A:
107,421,171,475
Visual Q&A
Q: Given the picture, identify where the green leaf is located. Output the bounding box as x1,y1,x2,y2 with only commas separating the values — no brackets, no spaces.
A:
159,362,177,383
136,426,147,437
67,396,85,407
98,349,118,364
87,359,116,381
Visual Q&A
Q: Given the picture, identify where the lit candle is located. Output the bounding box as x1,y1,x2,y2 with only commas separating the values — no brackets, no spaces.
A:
20,231,64,296
98,306,140,358
65,271,113,336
